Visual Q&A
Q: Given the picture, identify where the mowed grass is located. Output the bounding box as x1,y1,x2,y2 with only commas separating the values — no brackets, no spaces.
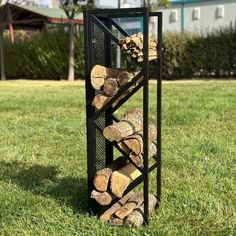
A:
0,80,235,236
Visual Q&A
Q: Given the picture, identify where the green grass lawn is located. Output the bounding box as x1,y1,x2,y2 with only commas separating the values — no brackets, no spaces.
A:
0,80,235,235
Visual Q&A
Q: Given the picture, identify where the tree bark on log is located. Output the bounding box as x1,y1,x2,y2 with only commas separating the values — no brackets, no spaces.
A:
90,190,114,206
110,163,142,198
124,194,157,227
103,109,143,142
93,156,128,192
99,191,135,222
114,192,144,219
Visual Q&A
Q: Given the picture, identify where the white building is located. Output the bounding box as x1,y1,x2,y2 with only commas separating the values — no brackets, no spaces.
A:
159,0,236,34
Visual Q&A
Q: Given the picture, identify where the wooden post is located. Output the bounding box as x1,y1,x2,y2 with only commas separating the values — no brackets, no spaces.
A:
0,32,6,81
9,23,14,44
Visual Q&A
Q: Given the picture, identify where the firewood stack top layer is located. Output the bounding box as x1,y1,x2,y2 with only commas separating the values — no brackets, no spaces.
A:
119,32,158,62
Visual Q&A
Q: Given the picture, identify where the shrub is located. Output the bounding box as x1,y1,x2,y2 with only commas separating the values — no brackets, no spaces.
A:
4,29,84,80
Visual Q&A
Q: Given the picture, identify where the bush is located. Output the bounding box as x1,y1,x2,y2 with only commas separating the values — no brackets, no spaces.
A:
4,29,84,80
163,24,236,79
3,24,236,80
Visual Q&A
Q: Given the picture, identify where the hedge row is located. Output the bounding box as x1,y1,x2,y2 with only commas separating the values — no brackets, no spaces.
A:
4,30,84,80
163,24,236,79
3,24,236,80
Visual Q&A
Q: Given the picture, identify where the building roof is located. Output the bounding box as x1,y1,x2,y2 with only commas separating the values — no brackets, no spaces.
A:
18,4,83,21
0,3,83,31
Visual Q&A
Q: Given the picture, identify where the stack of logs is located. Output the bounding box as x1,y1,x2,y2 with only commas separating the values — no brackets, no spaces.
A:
91,65,141,110
90,109,158,226
119,32,158,62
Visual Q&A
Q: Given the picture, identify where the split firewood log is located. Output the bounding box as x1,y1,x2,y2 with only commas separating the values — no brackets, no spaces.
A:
114,192,144,219
119,32,158,62
110,162,142,198
91,65,125,90
92,93,111,110
124,194,157,227
90,190,114,206
93,156,128,192
103,109,143,142
119,124,157,156
100,191,136,222
90,64,137,92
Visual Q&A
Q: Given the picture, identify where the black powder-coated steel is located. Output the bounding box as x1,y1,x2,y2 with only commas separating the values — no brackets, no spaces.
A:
84,7,163,225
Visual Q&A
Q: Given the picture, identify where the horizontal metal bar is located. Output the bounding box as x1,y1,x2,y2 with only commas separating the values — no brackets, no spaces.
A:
91,15,119,45
88,7,146,15
94,70,144,119
110,79,144,114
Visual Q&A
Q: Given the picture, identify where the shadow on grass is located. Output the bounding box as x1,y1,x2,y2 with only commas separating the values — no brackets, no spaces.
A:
0,160,87,214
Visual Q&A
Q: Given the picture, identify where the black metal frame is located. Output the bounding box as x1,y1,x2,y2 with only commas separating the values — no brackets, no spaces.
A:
84,7,162,225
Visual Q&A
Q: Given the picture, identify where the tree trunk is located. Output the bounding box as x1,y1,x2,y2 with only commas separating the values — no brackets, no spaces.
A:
0,32,6,81
68,22,74,81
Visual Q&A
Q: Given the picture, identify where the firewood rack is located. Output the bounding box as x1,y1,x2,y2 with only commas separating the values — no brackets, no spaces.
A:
84,7,163,225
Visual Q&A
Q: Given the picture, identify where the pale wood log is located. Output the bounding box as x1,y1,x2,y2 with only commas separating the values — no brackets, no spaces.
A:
122,124,157,156
103,78,119,96
100,191,136,222
124,194,157,227
90,190,114,206
90,65,125,90
110,163,142,198
93,156,128,192
115,192,144,219
103,109,143,142
92,93,110,110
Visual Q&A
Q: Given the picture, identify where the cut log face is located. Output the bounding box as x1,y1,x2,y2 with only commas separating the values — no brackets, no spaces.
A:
103,109,143,142
124,193,157,227
93,156,128,192
99,191,136,222
90,190,114,206
110,163,142,198
103,78,119,97
92,93,110,110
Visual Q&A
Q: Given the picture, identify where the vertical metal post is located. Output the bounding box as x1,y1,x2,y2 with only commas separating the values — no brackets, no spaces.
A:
0,32,6,81
84,10,96,213
143,8,149,225
104,19,114,166
156,12,163,204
